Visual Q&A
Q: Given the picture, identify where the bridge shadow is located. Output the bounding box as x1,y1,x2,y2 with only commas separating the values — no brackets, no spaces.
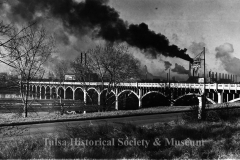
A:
65,87,73,99
41,86,45,99
100,90,115,110
58,87,64,99
46,86,51,99
87,89,98,105
52,87,57,99
118,91,138,110
174,95,199,106
142,92,170,108
75,88,84,101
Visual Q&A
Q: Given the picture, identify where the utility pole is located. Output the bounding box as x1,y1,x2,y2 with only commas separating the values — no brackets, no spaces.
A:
169,68,170,86
168,68,173,106
196,47,206,120
202,47,206,120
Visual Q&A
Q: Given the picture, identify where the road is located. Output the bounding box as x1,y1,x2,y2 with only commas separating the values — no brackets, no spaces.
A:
0,112,183,140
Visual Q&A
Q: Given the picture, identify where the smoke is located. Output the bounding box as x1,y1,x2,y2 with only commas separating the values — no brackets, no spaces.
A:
164,61,172,70
53,28,70,45
1,0,193,62
215,43,234,58
215,43,240,75
171,63,188,75
188,42,206,57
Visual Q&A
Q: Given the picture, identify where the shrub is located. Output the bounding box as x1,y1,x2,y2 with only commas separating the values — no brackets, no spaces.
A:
182,105,199,122
215,103,240,122
206,111,220,122
198,142,216,159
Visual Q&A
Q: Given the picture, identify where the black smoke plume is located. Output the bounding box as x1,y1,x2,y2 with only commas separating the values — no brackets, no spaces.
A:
171,63,188,74
3,0,193,62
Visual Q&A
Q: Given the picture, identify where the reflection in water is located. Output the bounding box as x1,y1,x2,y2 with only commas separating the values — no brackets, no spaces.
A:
0,93,35,100
0,94,21,99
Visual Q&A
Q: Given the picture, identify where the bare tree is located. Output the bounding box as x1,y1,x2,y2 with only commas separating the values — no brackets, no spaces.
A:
71,44,141,111
51,59,72,115
0,21,12,37
53,59,70,81
0,25,55,117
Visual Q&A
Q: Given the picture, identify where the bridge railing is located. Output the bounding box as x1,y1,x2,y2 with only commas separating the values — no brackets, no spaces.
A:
28,81,240,91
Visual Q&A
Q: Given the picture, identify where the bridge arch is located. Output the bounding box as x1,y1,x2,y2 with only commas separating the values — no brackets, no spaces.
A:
174,93,216,105
75,87,84,101
100,89,116,110
206,98,216,104
118,90,139,110
45,86,51,99
174,93,199,101
57,86,65,99
41,86,46,99
33,85,40,98
174,93,199,106
32,85,36,92
46,85,51,89
87,87,100,95
65,86,74,92
228,98,240,103
29,85,32,91
51,86,57,99
142,91,167,99
100,89,116,96
65,87,73,99
142,91,170,107
87,88,99,105
74,87,84,93
117,90,138,98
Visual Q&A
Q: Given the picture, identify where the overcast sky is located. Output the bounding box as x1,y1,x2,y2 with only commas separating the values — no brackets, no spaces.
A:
1,0,240,80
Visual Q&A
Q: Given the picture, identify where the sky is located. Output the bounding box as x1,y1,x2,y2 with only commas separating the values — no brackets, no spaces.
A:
1,0,240,80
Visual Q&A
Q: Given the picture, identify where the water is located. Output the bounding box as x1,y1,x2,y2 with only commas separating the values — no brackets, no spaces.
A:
0,93,21,99
0,92,43,100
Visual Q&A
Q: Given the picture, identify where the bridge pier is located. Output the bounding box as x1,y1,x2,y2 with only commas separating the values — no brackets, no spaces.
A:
83,89,87,103
40,89,42,100
73,90,75,100
115,89,118,110
218,92,222,103
50,88,52,99
197,96,202,119
98,93,101,105
138,89,142,108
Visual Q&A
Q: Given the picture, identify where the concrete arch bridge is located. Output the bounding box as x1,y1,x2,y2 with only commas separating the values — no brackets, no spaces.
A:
26,81,240,110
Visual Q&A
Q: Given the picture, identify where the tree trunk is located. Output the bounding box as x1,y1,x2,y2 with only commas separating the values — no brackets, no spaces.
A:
20,80,27,118
59,90,64,115
24,80,30,118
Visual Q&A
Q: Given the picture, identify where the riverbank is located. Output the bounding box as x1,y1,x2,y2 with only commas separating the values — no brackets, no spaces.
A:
1,110,240,159
1,102,240,126
0,106,191,125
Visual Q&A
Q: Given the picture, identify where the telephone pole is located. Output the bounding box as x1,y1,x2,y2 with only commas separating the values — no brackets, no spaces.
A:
202,47,206,120
168,68,173,106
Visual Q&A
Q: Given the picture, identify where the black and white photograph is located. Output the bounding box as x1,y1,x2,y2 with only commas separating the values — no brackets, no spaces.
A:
0,0,240,159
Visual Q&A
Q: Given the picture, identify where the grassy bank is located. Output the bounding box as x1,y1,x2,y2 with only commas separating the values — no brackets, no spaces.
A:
1,102,240,125
1,107,240,159
0,105,191,124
